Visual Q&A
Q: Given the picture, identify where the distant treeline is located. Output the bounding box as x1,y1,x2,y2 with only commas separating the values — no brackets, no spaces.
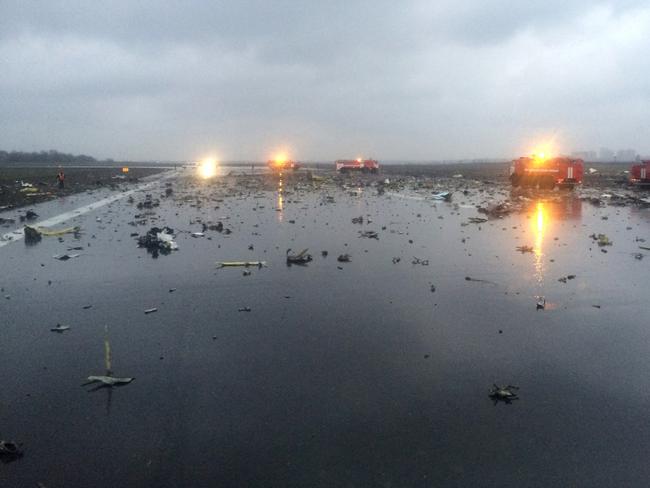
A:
0,150,105,163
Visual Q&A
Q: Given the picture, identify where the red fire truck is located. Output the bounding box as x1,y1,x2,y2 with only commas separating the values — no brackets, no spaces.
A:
335,158,379,174
510,155,583,189
629,160,650,187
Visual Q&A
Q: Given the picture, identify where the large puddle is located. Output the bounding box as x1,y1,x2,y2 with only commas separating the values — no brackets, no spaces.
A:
0,173,649,486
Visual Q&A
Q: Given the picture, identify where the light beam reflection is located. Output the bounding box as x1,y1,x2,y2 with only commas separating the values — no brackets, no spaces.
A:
533,201,547,284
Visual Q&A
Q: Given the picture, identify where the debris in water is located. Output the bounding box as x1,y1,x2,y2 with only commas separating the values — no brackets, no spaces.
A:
216,261,266,268
558,275,577,283
590,233,612,246
286,248,313,265
0,440,22,459
53,253,80,261
137,227,178,257
489,384,519,404
82,376,134,388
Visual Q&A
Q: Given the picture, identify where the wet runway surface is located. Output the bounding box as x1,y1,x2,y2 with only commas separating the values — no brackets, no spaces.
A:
1,170,649,487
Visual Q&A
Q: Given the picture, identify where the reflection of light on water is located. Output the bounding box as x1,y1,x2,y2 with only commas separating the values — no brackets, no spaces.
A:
277,177,283,222
533,201,546,283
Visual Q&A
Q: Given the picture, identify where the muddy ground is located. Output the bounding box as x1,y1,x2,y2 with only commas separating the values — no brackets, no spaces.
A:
0,166,166,210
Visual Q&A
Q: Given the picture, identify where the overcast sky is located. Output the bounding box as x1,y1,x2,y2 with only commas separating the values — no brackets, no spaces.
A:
1,1,649,161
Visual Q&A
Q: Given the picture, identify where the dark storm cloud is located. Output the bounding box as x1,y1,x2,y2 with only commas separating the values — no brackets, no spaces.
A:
1,1,649,160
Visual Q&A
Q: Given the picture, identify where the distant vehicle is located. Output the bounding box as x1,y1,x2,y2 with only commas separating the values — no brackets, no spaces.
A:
267,159,301,172
510,155,583,189
629,160,650,187
335,158,379,174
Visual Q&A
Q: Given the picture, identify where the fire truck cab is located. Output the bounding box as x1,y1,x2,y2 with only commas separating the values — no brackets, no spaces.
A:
335,158,379,174
629,160,650,187
510,156,583,189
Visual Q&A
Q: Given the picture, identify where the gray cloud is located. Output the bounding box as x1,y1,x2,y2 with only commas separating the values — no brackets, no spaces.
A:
1,1,649,160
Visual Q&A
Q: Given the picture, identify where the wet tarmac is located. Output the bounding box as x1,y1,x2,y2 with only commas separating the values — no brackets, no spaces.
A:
0,168,649,487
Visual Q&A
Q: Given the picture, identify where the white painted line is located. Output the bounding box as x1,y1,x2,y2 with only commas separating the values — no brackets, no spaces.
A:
0,172,175,248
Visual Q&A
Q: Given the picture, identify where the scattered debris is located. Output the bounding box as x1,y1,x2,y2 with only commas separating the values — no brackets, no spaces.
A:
337,254,351,262
23,225,42,243
238,307,252,312
0,440,22,459
351,216,364,224
489,384,519,404
359,230,379,239
19,210,38,222
50,324,70,333
590,233,612,246
431,191,451,201
53,253,80,261
286,248,313,265
467,217,488,224
216,261,266,268
478,202,513,219
411,257,429,265
516,245,534,253
465,276,497,285
536,297,546,310
558,275,576,283
144,308,158,314
137,227,178,257
82,376,134,389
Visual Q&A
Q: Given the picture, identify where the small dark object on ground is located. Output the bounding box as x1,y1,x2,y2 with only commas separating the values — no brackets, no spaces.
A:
0,440,22,459
321,250,328,257
516,245,534,253
536,297,546,310
50,324,70,332
558,275,577,283
352,216,364,224
137,227,177,257
286,248,313,265
23,225,42,244
19,210,38,222
489,384,519,404
53,253,80,261
238,307,252,312
144,308,158,314
359,230,379,239
337,254,351,262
